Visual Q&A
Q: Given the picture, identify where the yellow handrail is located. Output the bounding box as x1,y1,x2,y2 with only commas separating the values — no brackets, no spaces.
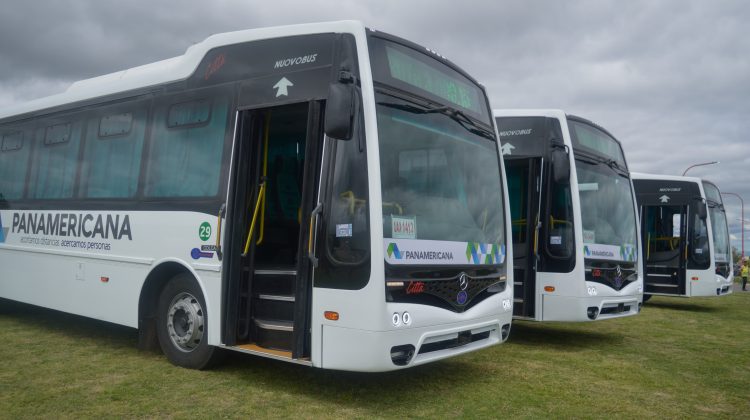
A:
243,182,267,256
256,113,271,246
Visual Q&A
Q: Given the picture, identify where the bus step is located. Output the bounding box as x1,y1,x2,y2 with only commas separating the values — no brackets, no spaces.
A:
253,295,295,320
253,319,293,350
253,273,295,296
254,319,294,331
255,269,297,276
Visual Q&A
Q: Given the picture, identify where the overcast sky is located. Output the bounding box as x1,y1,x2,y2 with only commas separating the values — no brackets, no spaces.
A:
1,0,748,254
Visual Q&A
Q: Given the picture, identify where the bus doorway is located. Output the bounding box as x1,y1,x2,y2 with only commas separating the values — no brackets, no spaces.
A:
505,157,543,318
224,101,323,359
642,205,688,296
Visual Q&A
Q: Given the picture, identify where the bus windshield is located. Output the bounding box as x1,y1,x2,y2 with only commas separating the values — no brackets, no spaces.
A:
704,183,731,265
570,121,637,262
376,93,505,265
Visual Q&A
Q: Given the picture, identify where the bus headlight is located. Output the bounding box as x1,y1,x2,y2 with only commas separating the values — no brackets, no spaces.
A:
502,299,512,311
402,312,412,325
392,312,401,327
587,286,598,296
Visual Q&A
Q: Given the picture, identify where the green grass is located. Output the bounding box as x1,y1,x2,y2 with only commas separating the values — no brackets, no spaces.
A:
1,292,749,418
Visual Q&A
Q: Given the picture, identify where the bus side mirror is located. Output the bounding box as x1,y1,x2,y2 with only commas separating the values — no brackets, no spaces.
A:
324,83,356,141
697,202,708,220
552,148,570,184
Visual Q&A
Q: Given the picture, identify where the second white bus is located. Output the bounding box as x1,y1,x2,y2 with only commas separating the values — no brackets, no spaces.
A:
495,109,643,321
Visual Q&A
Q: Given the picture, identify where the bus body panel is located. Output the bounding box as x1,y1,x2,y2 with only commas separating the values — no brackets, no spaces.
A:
0,209,222,329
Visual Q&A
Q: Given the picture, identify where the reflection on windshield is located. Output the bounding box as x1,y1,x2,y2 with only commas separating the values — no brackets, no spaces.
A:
377,97,505,246
576,160,638,261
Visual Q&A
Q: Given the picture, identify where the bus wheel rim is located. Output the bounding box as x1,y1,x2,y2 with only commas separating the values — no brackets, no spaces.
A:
167,292,204,352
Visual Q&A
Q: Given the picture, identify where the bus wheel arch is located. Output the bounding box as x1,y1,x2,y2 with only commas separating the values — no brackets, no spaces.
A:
138,262,189,352
155,272,221,369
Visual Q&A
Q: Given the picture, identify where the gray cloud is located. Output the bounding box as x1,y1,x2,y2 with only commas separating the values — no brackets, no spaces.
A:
1,0,748,252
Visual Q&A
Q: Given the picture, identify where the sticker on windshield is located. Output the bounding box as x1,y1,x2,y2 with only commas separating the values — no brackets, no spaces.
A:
550,236,562,245
583,230,595,244
583,243,636,262
336,223,353,238
392,215,417,239
385,239,505,265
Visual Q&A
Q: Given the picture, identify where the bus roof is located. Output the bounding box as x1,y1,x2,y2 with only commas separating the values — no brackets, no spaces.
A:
631,172,703,185
0,20,366,122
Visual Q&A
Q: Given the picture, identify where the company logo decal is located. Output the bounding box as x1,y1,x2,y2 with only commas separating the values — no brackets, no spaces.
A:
584,243,636,262
191,248,214,260
11,212,132,240
4,211,133,252
458,273,469,290
614,265,624,288
465,243,505,265
456,290,468,305
386,239,506,266
406,281,425,295
386,242,452,261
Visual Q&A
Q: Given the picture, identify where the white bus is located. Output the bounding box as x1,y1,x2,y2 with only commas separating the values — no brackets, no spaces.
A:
0,21,514,371
494,109,643,321
632,173,733,299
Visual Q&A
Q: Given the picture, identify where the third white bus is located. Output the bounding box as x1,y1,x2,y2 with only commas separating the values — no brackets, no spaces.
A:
632,173,733,299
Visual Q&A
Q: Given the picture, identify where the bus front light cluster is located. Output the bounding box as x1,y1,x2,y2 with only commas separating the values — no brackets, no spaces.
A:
587,286,598,296
502,299,512,311
392,312,412,327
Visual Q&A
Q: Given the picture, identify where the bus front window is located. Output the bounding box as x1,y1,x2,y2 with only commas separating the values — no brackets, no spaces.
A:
569,120,638,263
376,94,505,256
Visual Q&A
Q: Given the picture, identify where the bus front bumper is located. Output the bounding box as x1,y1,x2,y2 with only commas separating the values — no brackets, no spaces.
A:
319,313,511,372
541,293,641,322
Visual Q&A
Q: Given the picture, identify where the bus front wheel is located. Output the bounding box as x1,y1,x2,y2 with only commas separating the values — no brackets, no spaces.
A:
642,294,652,302
157,273,221,369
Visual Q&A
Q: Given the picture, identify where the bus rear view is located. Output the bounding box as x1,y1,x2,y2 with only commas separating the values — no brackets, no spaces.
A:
495,109,643,321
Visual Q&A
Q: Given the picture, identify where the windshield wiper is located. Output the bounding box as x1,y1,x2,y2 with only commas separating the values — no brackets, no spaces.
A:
378,101,495,141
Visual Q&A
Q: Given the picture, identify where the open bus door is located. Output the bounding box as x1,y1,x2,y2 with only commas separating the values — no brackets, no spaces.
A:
642,205,688,296
223,101,324,359
506,157,543,318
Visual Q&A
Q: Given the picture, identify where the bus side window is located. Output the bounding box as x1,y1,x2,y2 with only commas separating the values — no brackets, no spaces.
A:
81,105,147,198
29,119,83,199
0,130,32,201
689,207,710,269
144,94,230,198
544,175,575,270
316,114,371,290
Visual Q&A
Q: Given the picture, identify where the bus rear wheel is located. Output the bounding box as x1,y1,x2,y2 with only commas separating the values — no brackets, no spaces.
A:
157,273,221,369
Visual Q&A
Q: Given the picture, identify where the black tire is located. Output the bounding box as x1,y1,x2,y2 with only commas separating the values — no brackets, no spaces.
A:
642,294,652,302
156,273,222,369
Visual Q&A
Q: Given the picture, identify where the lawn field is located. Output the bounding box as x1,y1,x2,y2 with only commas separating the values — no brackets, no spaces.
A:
1,292,749,418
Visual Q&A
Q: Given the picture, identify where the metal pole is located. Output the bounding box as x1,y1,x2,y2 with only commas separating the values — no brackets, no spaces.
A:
682,161,719,176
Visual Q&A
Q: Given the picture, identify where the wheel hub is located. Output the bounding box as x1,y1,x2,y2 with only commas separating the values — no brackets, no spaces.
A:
166,292,205,352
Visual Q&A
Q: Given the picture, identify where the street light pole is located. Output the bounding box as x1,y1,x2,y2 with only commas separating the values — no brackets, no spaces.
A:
721,192,744,261
682,161,719,176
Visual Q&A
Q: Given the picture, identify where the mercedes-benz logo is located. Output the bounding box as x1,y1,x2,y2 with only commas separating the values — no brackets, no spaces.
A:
458,273,469,291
